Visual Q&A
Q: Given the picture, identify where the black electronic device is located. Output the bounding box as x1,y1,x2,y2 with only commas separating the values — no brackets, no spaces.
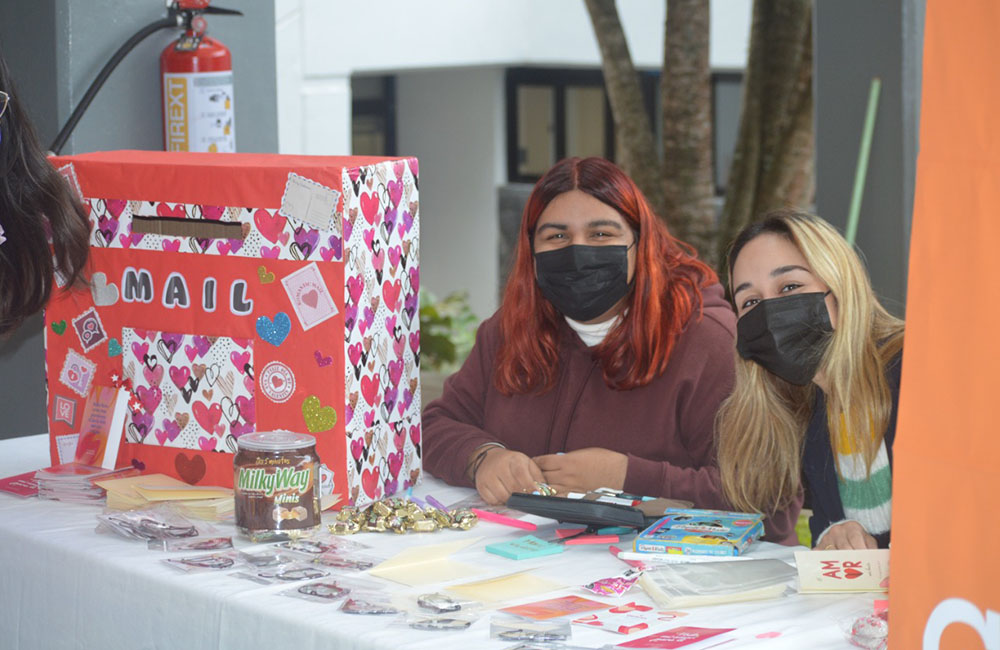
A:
506,493,648,529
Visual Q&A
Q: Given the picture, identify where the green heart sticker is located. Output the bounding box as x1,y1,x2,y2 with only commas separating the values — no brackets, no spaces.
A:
51,320,67,335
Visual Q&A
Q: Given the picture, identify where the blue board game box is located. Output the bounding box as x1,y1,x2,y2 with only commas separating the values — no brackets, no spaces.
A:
633,508,765,556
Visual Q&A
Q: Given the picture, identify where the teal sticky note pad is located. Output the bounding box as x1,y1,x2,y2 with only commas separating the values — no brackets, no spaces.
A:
598,526,634,535
485,535,565,560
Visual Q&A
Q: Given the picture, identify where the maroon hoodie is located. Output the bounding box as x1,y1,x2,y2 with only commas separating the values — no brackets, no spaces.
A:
422,282,799,544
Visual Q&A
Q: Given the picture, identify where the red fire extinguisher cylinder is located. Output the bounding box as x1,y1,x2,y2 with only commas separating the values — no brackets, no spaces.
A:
161,19,236,153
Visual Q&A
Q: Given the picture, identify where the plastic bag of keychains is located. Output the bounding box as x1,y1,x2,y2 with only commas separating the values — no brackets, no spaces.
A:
237,548,302,568
274,533,370,557
283,576,385,605
147,536,234,552
490,616,572,643
227,548,314,583
311,551,384,572
339,592,402,616
232,562,331,586
97,506,208,541
162,551,241,573
398,611,480,632
503,641,592,650
396,591,483,616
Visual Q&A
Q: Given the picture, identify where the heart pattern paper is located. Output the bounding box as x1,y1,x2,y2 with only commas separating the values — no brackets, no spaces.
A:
86,200,341,264
341,158,421,507
122,329,255,453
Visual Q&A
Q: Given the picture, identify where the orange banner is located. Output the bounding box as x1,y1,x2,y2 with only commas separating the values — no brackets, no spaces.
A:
891,0,1000,647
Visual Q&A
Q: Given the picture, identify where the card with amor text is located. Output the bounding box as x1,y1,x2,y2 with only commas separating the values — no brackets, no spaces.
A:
795,549,890,593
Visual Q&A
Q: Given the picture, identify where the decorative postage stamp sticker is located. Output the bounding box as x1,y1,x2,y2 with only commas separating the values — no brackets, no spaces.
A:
281,262,338,331
59,349,97,397
72,307,108,353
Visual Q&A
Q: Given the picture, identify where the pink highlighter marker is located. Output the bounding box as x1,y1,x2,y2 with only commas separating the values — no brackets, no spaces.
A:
470,508,538,531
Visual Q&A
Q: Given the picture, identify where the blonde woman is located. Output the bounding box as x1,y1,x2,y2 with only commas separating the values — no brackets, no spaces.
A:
717,211,904,550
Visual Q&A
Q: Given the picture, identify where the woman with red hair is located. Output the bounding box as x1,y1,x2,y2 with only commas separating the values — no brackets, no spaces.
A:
424,158,797,542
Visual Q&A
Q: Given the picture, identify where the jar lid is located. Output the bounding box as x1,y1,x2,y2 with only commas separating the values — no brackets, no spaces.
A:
237,431,316,452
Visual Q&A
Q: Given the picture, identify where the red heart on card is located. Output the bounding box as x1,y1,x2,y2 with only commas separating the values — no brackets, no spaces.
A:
174,453,206,485
157,203,186,219
382,279,402,311
302,289,319,308
361,467,380,498
169,365,191,390
845,568,863,580
192,401,223,435
360,375,380,406
254,209,287,243
360,192,380,225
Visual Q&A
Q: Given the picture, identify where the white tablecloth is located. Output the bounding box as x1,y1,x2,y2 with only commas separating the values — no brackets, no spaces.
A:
0,434,868,649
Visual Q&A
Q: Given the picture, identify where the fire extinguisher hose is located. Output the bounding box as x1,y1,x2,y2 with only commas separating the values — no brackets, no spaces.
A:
49,16,179,155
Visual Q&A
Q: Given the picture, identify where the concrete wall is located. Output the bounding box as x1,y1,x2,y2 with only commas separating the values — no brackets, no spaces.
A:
396,67,507,319
814,0,924,317
0,0,278,439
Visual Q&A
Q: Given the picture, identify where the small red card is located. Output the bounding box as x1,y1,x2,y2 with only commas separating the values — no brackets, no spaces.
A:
0,471,40,497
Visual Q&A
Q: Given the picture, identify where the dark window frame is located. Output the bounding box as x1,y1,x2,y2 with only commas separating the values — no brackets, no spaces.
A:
351,75,397,157
506,67,638,184
506,67,744,196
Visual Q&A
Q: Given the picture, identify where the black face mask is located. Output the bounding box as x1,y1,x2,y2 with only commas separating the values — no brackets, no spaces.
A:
736,291,834,385
534,244,631,322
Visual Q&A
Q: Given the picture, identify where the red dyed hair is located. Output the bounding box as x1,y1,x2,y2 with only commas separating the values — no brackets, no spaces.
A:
495,157,717,393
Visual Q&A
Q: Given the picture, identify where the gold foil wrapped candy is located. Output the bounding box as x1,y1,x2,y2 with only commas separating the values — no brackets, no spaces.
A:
329,499,478,536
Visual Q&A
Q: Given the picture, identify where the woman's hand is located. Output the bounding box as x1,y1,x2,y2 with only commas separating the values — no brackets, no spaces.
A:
473,448,546,505
815,521,878,550
533,447,628,494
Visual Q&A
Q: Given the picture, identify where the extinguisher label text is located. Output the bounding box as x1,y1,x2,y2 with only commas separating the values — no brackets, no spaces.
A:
165,76,188,151
162,72,235,153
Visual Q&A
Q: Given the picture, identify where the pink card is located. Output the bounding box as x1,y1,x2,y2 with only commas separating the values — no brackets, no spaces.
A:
618,626,735,648
0,471,40,497
500,595,609,620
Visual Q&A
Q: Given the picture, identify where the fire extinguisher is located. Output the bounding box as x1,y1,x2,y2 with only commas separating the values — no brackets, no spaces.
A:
48,1,242,155
161,1,242,153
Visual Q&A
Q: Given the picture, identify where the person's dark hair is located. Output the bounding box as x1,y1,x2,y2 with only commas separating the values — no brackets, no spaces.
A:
0,50,90,336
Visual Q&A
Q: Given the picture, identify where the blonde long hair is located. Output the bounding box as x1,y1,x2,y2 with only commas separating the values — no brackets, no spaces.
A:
716,211,904,514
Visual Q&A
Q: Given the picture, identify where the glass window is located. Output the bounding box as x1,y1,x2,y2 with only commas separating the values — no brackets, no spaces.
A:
516,85,555,178
565,86,606,160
